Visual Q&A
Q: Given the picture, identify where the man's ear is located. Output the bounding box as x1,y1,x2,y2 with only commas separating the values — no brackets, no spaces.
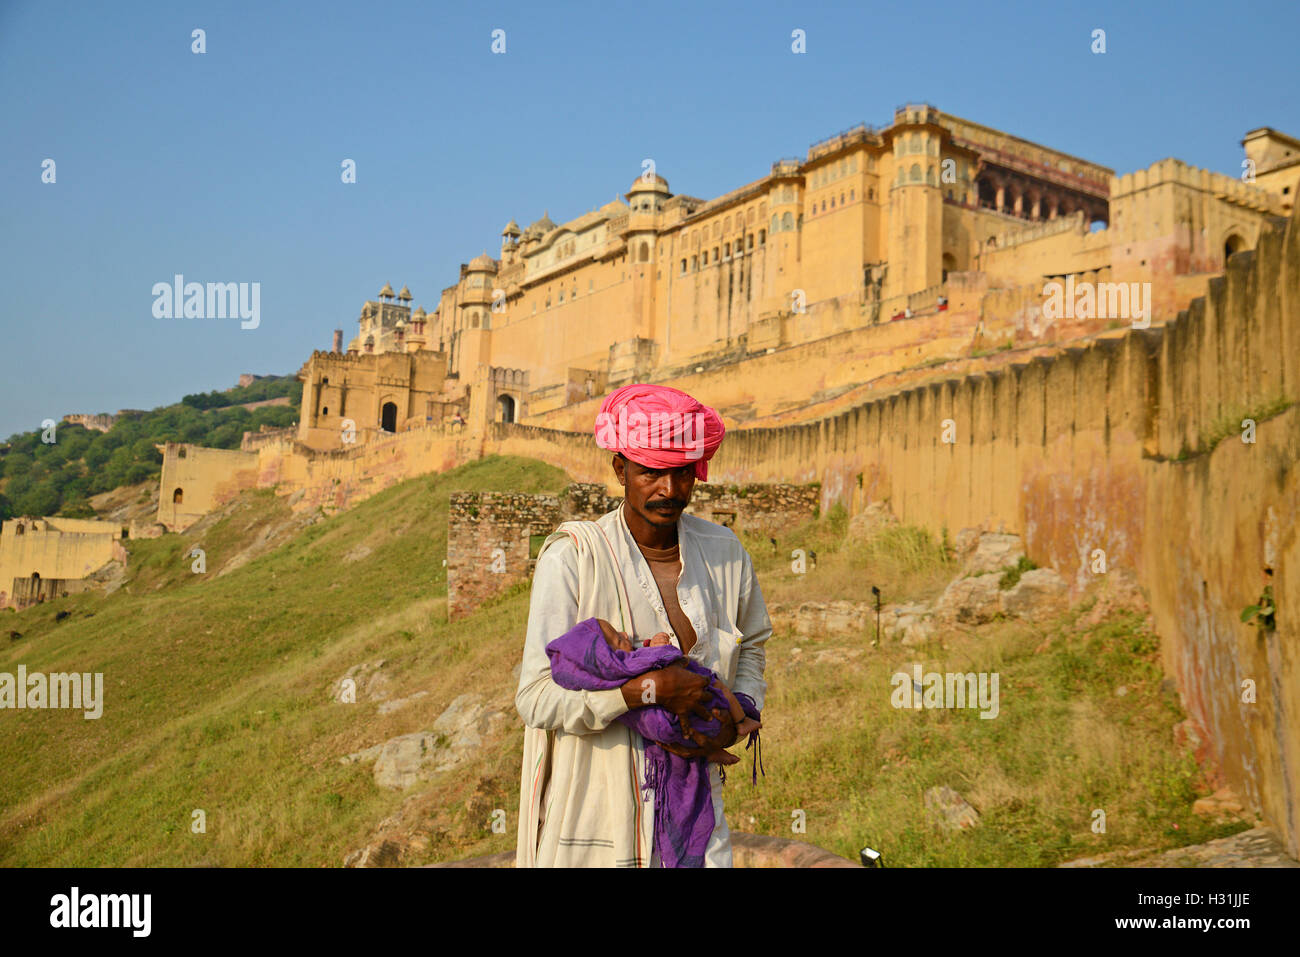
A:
612,453,625,486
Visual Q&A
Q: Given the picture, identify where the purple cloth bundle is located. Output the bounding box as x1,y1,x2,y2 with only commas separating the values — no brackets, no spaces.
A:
545,617,760,868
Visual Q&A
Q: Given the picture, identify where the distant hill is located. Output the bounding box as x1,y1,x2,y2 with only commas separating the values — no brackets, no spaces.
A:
0,376,302,521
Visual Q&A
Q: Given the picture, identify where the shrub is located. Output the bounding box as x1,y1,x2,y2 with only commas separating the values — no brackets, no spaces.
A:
999,555,1038,590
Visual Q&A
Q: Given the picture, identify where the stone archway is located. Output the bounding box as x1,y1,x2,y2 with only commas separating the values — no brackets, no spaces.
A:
381,402,398,432
497,394,517,424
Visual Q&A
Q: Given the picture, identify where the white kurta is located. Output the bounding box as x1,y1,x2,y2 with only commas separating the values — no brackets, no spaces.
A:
514,503,772,867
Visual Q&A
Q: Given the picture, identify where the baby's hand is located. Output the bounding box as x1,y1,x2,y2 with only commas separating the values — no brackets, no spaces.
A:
595,618,634,653
646,632,674,647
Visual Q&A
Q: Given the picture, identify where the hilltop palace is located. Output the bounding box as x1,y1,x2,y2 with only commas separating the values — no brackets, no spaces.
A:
281,104,1297,454
4,104,1299,598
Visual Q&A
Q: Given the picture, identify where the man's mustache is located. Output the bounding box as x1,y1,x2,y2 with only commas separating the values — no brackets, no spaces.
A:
646,499,686,510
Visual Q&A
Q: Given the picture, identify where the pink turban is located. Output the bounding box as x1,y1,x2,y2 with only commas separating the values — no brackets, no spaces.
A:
594,383,725,480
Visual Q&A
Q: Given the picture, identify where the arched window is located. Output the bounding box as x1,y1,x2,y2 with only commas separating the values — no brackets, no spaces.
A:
691,255,698,270
322,407,328,416
758,229,766,245
909,133,921,153
910,164,922,182
638,242,650,262
713,246,719,262
1224,234,1246,261
173,488,184,504
680,258,687,274
15,523,24,535
771,214,779,233
850,189,855,201
747,235,753,251
942,253,957,281
781,211,794,230
178,447,187,459
926,166,936,185
381,402,398,432
747,208,755,224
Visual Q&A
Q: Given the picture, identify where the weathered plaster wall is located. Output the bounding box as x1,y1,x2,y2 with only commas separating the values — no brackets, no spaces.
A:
0,517,126,609
156,443,261,530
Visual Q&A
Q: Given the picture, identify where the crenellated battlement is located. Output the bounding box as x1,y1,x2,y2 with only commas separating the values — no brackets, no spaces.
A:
1111,157,1283,214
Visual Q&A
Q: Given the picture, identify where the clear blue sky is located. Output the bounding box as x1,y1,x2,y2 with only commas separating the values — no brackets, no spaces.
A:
2,0,1298,440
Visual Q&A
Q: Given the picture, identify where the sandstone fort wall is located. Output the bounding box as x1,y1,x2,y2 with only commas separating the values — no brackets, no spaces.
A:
700,211,1300,854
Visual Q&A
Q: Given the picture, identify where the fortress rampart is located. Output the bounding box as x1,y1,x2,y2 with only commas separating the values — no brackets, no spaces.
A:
1111,158,1285,214
699,210,1300,854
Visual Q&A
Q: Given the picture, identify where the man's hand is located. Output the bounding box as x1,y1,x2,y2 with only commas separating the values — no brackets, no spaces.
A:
657,707,738,757
621,660,711,723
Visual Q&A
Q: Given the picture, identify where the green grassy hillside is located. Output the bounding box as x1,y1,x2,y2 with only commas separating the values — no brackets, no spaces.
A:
0,455,1245,866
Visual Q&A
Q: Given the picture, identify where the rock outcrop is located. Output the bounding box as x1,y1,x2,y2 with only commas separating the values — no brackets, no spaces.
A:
341,693,505,790
932,532,1069,625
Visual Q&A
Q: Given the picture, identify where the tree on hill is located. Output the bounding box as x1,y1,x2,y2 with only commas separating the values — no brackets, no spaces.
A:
182,375,301,411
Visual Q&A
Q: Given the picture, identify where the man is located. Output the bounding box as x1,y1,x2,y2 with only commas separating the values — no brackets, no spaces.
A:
515,383,772,867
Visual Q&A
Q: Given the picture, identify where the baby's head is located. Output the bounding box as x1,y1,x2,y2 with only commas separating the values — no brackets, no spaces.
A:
596,619,635,652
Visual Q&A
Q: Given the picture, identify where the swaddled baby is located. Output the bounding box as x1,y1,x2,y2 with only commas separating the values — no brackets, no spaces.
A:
543,616,763,868
594,619,760,763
